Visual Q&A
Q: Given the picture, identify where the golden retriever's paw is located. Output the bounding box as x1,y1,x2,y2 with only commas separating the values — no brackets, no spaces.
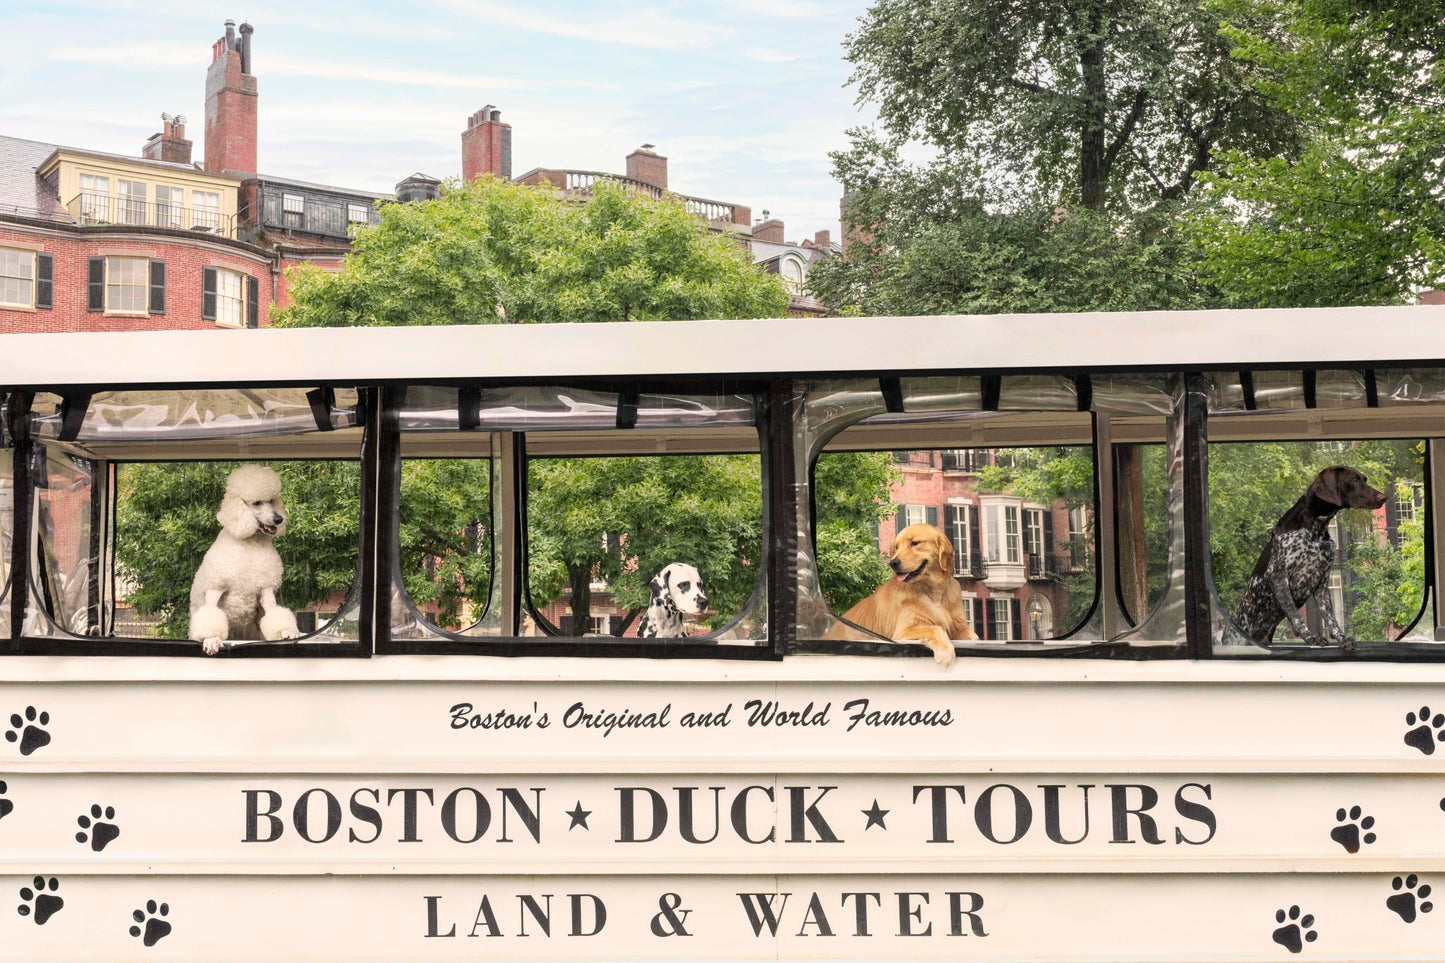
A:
928,639,957,668
200,637,226,656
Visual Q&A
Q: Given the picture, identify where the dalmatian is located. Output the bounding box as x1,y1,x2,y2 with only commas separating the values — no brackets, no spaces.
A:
635,563,709,638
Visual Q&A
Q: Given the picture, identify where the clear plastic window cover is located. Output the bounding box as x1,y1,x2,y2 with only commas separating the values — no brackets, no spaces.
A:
398,385,756,432
23,446,360,645
806,374,1175,420
389,432,768,645
1206,369,1445,411
794,376,1190,648
29,388,360,443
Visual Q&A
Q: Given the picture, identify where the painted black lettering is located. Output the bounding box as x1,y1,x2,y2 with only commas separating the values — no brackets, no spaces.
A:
840,892,881,936
498,788,543,843
731,785,775,844
424,896,455,937
616,787,668,843
737,893,790,936
787,786,841,843
243,789,283,843
569,894,606,936
293,788,342,844
1174,782,1217,845
1107,784,1165,844
441,788,491,844
348,789,383,844
897,892,931,936
387,788,435,843
518,895,551,937
947,892,988,936
797,893,834,936
677,787,725,844
1041,784,1093,844
974,784,1032,844
470,896,501,937
912,785,967,843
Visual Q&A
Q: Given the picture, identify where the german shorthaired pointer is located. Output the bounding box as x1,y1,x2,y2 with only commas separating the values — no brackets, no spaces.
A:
1232,465,1386,650
636,563,709,638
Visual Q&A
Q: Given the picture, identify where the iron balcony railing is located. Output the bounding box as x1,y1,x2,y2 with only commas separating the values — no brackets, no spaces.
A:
66,193,236,238
521,169,745,225
954,551,987,580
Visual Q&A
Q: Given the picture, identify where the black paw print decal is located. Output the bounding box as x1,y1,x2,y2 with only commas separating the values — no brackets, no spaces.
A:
1387,874,1434,924
1271,905,1317,954
0,779,11,820
17,876,63,925
129,899,172,947
76,804,119,852
1330,805,1376,853
1404,706,1445,756
5,707,51,756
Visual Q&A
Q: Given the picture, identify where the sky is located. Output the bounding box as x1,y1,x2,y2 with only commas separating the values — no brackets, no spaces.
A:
0,0,880,240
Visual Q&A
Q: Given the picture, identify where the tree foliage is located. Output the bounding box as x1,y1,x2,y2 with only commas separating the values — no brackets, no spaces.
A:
1192,0,1445,305
274,177,789,327
812,451,900,612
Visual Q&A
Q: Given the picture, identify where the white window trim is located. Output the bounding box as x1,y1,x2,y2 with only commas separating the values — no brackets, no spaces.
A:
213,267,247,329
989,597,1013,641
104,256,149,316
0,247,36,310
948,503,971,573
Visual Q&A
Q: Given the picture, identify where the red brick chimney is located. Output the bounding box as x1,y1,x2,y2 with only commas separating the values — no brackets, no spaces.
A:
462,106,512,181
813,229,831,251
143,115,193,165
753,216,785,244
625,145,667,191
204,20,258,176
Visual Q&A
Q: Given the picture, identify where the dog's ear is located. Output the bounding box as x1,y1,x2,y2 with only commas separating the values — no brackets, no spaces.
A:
270,495,287,537
935,527,955,579
217,491,258,539
649,568,669,598
1311,466,1347,506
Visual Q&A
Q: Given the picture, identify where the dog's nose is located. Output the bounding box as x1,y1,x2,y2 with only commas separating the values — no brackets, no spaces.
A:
889,558,904,572
696,596,708,610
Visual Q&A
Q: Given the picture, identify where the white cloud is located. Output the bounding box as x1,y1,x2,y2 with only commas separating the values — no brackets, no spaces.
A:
427,0,726,51
718,0,836,21
261,54,524,90
49,42,202,67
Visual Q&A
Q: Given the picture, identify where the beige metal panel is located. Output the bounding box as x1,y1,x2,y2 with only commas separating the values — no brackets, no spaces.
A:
0,872,1438,961
3,676,1445,773
7,306,1445,387
0,772,1440,876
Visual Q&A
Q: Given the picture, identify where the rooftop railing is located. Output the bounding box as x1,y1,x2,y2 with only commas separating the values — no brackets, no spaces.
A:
65,193,237,239
518,169,746,226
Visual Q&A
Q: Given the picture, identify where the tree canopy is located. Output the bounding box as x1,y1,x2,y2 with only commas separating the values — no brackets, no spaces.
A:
1192,0,1445,305
274,177,789,327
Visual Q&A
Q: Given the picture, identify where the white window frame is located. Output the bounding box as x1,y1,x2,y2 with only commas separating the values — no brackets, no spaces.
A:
1396,482,1423,523
105,256,149,315
117,179,148,225
948,504,971,574
903,504,927,528
1024,507,1044,568
990,597,1013,641
214,267,246,329
347,202,370,225
588,615,609,635
79,173,110,222
1004,505,1021,564
984,504,1000,562
155,185,185,229
0,247,35,309
191,190,220,231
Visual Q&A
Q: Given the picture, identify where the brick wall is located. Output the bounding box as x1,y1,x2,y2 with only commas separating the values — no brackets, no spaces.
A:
0,224,276,333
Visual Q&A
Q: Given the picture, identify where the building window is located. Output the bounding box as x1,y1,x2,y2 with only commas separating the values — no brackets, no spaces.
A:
1024,508,1044,575
588,615,608,635
990,598,1013,641
1004,505,1021,564
947,504,971,574
1396,482,1423,523
0,248,34,308
347,203,369,225
104,257,148,313
155,185,185,228
191,190,220,231
79,174,109,222
118,179,147,225
985,504,1000,562
903,504,927,528
215,268,245,328
283,193,305,227
781,257,804,294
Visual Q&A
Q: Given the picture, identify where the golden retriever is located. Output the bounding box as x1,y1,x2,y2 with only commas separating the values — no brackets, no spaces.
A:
831,523,977,666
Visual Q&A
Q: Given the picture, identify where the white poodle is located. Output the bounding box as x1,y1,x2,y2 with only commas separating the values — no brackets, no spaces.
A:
188,464,301,655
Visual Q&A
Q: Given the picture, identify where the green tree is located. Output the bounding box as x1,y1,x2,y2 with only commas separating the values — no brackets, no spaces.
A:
812,0,1300,318
1193,0,1445,305
274,177,788,327
812,451,900,612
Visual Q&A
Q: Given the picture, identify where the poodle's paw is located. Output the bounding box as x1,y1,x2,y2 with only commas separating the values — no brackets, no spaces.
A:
259,608,301,642
201,637,227,656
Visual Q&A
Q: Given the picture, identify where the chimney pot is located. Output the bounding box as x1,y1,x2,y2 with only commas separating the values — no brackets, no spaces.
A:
461,105,512,181
625,145,668,192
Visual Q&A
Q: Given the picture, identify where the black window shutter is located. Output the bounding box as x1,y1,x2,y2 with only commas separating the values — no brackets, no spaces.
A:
1042,509,1055,571
87,257,105,312
201,267,217,320
1011,599,1023,641
968,508,982,570
246,274,259,328
559,615,574,636
944,507,960,550
925,505,938,528
609,615,622,636
148,260,166,314
894,506,905,535
979,599,991,640
35,253,53,309
972,600,986,640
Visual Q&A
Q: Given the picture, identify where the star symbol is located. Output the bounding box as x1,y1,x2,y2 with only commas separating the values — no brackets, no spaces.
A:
567,801,592,830
862,800,889,830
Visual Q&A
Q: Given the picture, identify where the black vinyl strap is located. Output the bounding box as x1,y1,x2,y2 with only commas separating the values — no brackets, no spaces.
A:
879,377,904,413
1239,371,1257,411
980,375,1001,412
1074,374,1092,412
1364,369,1379,408
616,386,639,430
458,386,482,431
305,387,336,432
57,392,92,442
1303,369,1317,409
